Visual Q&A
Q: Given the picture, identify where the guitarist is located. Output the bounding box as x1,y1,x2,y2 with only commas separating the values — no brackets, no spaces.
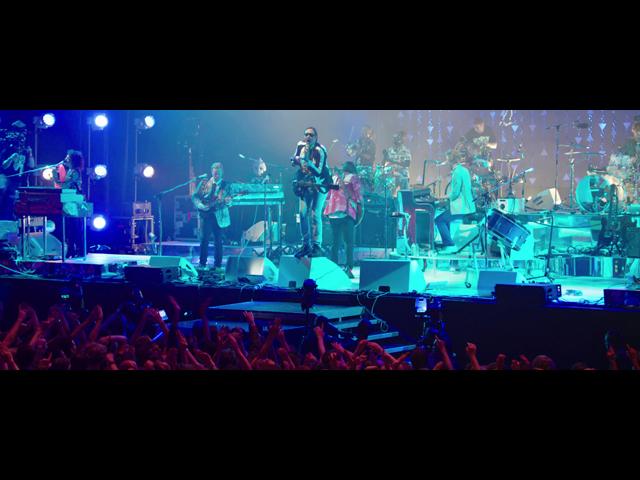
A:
324,161,363,278
192,162,231,270
291,127,331,258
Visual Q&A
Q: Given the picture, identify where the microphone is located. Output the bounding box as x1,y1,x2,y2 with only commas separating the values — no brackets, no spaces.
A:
197,173,208,179
332,139,339,143
523,167,534,174
238,154,246,159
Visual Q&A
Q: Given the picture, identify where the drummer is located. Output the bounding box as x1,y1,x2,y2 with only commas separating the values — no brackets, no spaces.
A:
608,120,640,201
463,118,498,159
609,121,640,175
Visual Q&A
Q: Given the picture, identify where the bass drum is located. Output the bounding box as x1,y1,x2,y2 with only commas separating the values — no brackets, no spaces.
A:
576,174,625,213
486,209,530,251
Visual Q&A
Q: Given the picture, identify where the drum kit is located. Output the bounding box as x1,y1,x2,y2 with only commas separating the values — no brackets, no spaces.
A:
564,146,639,214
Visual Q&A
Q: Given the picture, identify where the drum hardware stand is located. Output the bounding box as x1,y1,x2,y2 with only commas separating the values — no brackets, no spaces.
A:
527,212,555,282
596,184,625,256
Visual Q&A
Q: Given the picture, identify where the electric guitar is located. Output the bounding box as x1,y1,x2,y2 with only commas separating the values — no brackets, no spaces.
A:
193,189,248,212
292,179,339,197
291,147,333,198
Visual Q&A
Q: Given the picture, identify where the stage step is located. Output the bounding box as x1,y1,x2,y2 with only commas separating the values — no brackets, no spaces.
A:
331,318,380,330
367,331,399,341
385,344,417,354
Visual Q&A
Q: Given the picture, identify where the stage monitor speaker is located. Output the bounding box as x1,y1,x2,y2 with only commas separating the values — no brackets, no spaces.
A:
225,255,278,283
359,259,426,293
149,256,198,280
243,222,280,243
476,269,526,296
26,232,63,257
277,255,352,290
531,188,562,211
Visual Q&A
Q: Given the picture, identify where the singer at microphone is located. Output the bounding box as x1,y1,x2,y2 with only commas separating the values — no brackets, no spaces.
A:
191,161,232,271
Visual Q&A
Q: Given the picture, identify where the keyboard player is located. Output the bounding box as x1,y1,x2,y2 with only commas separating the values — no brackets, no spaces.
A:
52,150,85,258
434,154,476,253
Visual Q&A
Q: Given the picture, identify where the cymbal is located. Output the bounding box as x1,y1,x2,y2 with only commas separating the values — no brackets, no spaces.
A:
564,150,604,156
425,159,447,165
496,158,521,162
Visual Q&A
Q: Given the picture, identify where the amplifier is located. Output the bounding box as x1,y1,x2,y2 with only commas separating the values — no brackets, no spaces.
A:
494,283,562,306
124,265,180,284
604,289,640,309
496,198,526,214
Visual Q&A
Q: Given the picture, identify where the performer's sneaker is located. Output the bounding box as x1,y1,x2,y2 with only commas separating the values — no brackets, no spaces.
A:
294,245,311,259
309,244,326,258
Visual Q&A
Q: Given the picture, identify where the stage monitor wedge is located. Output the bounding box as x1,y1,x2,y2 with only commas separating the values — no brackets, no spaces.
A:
277,256,352,290
359,259,426,293
225,255,278,283
149,256,198,280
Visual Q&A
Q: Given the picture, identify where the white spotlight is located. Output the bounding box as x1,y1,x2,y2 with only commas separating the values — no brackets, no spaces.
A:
42,113,56,127
91,215,107,231
93,164,108,179
93,114,109,129
42,167,54,180
142,165,155,178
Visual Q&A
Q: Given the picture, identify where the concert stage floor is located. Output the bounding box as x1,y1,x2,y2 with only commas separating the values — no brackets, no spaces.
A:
11,251,636,304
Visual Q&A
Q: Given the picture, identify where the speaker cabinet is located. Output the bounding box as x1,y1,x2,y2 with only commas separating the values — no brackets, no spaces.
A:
277,255,352,290
475,269,525,296
148,256,198,280
359,259,426,293
225,256,278,283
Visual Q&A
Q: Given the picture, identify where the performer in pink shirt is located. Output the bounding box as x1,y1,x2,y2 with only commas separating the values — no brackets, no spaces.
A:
323,161,363,278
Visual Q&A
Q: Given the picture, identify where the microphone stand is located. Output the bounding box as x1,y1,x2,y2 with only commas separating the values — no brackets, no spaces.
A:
154,176,204,256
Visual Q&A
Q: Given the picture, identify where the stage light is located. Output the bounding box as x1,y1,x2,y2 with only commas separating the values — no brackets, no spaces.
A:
93,114,109,129
135,115,156,130
34,113,56,129
42,113,56,127
136,164,155,178
93,164,108,179
91,215,107,231
42,167,53,180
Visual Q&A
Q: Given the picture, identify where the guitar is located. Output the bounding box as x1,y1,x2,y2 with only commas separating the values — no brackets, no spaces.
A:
292,180,339,197
193,189,249,212
291,143,333,197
